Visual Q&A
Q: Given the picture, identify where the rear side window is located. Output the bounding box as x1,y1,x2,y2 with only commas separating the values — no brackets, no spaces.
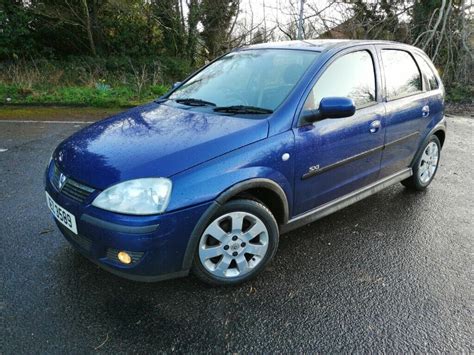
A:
414,53,439,91
381,50,422,100
303,50,376,110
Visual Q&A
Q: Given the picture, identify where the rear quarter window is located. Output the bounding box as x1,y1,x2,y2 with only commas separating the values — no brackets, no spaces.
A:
381,49,422,100
414,53,439,91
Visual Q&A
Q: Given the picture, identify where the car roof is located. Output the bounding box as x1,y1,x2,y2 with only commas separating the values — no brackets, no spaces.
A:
240,39,409,52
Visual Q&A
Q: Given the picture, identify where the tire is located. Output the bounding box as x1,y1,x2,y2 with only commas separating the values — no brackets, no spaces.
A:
192,199,279,286
402,135,441,191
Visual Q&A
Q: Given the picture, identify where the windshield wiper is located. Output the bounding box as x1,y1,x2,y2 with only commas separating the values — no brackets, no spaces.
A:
213,105,273,114
175,98,216,107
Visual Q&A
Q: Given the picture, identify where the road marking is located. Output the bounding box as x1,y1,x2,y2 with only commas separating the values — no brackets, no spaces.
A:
0,120,93,124
0,148,8,153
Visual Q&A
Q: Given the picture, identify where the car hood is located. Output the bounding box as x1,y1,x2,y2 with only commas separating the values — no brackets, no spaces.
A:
55,102,269,190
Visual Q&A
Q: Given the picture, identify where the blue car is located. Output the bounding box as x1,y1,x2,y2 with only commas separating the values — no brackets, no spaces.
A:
45,40,446,285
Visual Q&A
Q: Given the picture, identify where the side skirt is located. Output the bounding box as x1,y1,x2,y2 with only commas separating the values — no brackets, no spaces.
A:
281,168,412,234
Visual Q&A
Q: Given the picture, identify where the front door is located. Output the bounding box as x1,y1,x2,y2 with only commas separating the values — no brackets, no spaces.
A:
292,48,385,216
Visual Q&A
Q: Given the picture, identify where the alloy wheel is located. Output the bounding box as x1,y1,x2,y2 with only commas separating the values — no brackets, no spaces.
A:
418,141,439,184
198,211,269,278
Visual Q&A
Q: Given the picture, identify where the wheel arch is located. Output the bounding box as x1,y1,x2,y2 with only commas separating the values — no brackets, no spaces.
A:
433,129,446,147
411,117,447,167
215,178,289,225
181,178,290,271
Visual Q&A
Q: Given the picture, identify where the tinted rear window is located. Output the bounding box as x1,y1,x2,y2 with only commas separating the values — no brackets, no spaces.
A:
414,53,439,91
381,50,422,100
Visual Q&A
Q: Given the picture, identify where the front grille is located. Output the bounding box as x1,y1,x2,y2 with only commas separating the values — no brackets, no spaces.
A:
61,179,95,203
106,248,144,265
51,164,96,203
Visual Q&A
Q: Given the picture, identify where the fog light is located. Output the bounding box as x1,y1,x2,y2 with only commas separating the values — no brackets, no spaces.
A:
117,251,132,264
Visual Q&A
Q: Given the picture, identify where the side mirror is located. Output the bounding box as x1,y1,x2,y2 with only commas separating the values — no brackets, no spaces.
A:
172,81,182,90
302,97,356,124
319,97,356,119
300,109,321,123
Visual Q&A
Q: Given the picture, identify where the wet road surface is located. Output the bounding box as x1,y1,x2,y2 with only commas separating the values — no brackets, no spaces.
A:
1,116,472,352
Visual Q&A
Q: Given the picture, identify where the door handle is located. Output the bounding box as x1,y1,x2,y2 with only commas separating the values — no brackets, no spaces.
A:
369,120,381,133
422,105,430,117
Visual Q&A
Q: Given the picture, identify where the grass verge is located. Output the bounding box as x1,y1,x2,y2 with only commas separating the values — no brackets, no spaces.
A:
0,106,124,122
0,84,168,108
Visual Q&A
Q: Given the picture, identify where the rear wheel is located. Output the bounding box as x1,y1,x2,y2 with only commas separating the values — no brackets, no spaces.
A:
192,199,279,286
402,135,441,191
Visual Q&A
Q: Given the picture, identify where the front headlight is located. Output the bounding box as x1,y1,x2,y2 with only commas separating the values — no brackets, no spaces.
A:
92,178,172,215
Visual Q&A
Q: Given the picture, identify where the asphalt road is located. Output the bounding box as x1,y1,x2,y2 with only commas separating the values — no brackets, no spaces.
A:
1,116,472,353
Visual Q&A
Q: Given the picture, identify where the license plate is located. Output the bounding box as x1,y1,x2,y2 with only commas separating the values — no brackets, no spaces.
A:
46,191,78,234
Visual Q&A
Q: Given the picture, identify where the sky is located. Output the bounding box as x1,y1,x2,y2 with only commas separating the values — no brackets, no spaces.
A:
237,0,350,41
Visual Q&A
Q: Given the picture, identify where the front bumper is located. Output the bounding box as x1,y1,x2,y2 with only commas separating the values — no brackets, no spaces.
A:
45,165,212,282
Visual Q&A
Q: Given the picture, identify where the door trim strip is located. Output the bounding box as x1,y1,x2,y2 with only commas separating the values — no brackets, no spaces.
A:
283,168,413,234
301,131,420,180
302,144,384,180
384,131,419,148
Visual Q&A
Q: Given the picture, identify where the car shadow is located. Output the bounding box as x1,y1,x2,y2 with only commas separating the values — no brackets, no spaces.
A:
50,183,432,351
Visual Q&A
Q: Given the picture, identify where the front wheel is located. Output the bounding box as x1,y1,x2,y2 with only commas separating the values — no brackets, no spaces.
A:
402,135,441,191
192,199,279,286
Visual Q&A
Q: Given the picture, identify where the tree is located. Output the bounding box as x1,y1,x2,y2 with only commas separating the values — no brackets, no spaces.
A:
30,0,110,56
0,1,38,59
200,0,239,57
411,0,472,88
151,0,186,56
251,28,265,44
91,0,156,56
186,0,201,63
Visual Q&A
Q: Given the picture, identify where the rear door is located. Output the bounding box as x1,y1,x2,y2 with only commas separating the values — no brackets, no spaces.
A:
292,47,385,216
378,47,431,177
413,51,445,129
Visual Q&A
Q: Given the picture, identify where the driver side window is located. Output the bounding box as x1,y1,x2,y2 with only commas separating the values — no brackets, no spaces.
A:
304,50,376,111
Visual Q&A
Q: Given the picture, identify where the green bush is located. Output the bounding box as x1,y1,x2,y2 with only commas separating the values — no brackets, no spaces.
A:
0,84,167,108
150,84,169,96
446,84,474,103
0,56,181,107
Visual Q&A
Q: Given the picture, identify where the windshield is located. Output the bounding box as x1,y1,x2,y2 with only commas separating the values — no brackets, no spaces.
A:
169,49,320,111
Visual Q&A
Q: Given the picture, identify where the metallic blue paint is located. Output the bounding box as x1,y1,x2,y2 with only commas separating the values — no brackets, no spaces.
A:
319,97,356,119
45,172,213,277
46,40,446,281
293,102,386,214
54,102,269,190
